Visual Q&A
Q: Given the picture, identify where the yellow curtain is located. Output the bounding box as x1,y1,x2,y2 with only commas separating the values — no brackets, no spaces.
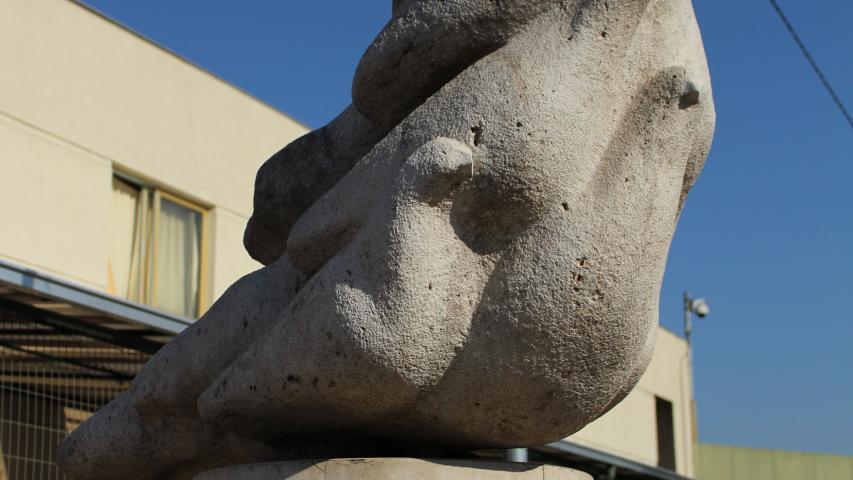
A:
126,186,152,304
153,198,201,317
109,178,143,298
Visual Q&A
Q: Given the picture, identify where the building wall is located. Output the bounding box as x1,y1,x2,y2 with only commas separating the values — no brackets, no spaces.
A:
0,0,308,303
570,328,696,478
696,443,853,480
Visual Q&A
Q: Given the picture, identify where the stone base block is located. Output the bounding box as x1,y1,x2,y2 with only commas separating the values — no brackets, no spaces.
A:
194,458,592,480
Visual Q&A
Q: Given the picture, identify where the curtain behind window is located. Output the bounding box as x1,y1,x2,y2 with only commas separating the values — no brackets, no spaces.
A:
109,178,138,297
154,198,201,317
127,189,152,304
109,177,153,303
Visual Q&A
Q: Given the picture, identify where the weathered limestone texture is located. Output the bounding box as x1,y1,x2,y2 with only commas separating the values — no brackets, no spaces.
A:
195,459,592,480
58,1,715,479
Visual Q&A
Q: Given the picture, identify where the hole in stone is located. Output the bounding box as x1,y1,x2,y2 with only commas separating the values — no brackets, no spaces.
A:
470,125,484,146
679,91,700,109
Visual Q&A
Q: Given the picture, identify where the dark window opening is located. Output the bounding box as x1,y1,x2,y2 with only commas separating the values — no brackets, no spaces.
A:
655,396,676,471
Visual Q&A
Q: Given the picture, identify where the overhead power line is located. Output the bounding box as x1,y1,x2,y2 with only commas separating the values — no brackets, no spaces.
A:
768,0,853,130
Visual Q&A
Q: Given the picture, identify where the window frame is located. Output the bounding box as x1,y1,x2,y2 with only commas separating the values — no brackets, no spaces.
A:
112,171,210,318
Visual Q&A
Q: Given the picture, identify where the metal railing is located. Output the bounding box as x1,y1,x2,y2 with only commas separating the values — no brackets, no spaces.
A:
0,304,149,479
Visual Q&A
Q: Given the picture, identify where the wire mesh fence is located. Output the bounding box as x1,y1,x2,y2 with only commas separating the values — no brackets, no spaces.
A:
0,304,149,479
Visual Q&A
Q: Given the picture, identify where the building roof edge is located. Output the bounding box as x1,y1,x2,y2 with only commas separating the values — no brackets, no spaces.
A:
0,258,191,335
67,0,313,132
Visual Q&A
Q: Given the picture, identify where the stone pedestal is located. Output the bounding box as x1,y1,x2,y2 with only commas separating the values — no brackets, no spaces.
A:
194,458,592,480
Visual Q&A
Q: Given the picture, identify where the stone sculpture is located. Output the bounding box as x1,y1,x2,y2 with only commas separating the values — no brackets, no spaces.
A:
58,0,715,479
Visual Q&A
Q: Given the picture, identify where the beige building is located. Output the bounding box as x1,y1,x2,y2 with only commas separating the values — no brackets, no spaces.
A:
0,1,694,479
697,443,853,480
566,329,695,477
0,0,308,318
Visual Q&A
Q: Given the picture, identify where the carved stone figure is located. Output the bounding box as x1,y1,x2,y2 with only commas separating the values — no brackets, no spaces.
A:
57,1,715,478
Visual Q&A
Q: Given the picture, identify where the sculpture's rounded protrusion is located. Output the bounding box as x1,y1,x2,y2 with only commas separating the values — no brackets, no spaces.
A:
402,137,474,201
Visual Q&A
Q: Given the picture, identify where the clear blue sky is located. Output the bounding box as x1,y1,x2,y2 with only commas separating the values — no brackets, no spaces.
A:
81,0,853,456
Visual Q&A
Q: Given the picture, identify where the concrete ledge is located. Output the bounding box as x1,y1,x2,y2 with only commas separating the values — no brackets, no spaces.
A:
194,458,593,480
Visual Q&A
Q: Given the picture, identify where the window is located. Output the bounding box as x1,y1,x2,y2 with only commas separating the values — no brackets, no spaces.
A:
655,396,676,471
108,175,207,318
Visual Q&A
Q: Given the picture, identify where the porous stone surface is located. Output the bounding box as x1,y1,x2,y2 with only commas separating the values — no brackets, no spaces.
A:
195,458,592,480
58,1,715,479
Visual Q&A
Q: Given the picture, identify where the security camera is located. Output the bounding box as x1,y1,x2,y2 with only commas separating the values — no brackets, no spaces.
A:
691,299,710,318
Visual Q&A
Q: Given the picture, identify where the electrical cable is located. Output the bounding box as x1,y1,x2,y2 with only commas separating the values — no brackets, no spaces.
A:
768,0,853,130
